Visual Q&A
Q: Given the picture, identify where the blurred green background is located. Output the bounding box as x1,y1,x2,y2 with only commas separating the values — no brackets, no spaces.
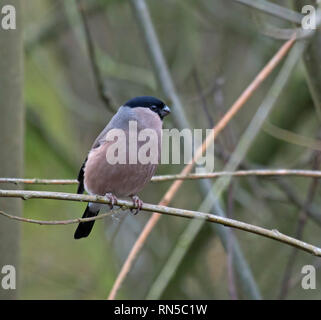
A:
1,0,321,299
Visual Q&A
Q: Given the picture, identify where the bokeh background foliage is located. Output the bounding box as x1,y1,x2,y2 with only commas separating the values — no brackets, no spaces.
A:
0,0,321,299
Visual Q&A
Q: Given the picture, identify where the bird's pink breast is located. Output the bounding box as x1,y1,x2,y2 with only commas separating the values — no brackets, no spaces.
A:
84,109,162,197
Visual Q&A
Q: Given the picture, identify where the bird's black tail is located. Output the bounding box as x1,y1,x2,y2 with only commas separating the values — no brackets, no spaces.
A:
74,204,100,239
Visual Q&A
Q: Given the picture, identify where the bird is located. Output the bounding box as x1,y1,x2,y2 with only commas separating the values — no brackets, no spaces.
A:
74,96,171,239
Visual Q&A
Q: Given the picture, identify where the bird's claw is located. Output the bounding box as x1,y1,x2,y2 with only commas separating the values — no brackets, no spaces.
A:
105,193,118,209
131,195,143,215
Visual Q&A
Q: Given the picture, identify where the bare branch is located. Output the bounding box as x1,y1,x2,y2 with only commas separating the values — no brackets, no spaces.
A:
75,0,115,113
0,190,321,257
152,170,321,182
0,209,116,225
0,178,78,185
2,169,321,186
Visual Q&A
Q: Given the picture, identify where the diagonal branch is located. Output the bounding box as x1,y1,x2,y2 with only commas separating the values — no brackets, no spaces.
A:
146,38,304,300
75,0,115,112
107,0,296,299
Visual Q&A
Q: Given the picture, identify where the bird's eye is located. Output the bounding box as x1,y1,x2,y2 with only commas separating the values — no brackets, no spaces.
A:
151,105,157,110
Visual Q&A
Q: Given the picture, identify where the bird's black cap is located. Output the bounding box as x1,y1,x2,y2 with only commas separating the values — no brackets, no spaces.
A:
124,96,170,120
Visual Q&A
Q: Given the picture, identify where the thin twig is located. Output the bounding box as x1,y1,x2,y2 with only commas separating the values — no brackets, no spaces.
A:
0,190,321,257
0,178,78,185
0,209,116,225
2,169,321,185
75,0,115,112
152,170,321,181
232,0,303,24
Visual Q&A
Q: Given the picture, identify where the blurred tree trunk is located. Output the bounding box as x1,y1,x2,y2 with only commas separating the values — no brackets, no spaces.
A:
0,0,24,299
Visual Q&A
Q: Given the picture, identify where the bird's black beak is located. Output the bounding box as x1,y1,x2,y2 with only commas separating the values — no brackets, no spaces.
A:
160,105,171,118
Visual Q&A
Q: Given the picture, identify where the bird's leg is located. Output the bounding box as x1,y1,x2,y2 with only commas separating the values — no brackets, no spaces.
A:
105,192,118,209
130,195,143,215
